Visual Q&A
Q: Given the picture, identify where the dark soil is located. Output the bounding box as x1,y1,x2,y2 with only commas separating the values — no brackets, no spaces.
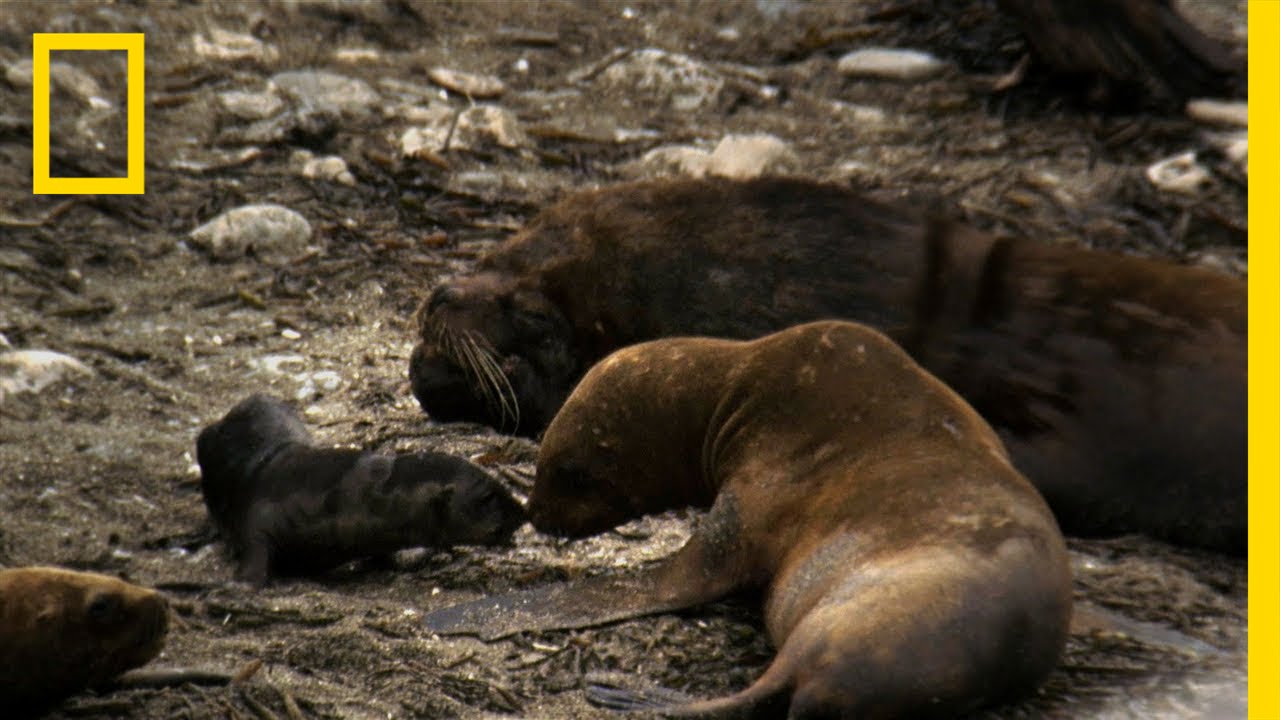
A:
0,1,1246,718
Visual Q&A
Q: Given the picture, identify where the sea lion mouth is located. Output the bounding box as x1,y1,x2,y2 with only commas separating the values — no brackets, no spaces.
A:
414,325,522,432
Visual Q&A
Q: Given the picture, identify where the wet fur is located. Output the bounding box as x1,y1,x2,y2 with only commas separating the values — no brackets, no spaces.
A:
0,567,168,712
410,177,1245,553
196,394,526,584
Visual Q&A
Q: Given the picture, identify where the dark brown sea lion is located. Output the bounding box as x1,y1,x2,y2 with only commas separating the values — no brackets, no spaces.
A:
423,321,1073,718
409,177,1246,554
196,394,526,585
997,0,1243,107
0,566,169,713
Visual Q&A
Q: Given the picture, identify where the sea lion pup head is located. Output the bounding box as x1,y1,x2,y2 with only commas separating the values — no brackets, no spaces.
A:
195,393,312,528
410,270,577,436
0,567,169,708
429,459,528,546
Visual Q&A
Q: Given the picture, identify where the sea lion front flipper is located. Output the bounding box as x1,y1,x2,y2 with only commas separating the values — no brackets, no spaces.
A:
424,491,753,640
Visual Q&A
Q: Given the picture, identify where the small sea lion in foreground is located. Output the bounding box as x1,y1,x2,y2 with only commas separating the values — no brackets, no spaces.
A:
409,177,1245,553
196,394,525,585
423,321,1072,718
0,567,169,712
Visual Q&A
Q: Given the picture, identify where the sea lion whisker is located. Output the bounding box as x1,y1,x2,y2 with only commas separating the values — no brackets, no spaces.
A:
453,333,496,405
467,337,521,430
461,334,519,429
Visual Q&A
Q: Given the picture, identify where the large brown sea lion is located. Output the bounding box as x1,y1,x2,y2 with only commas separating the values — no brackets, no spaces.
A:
0,567,169,713
998,0,1243,107
409,177,1246,553
196,394,526,585
422,321,1073,718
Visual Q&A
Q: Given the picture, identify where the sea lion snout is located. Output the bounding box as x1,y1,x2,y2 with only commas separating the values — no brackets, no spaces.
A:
0,567,170,708
441,466,528,545
411,274,578,436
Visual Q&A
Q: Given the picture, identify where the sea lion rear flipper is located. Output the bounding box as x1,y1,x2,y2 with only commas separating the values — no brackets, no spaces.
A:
425,491,753,640
584,673,696,712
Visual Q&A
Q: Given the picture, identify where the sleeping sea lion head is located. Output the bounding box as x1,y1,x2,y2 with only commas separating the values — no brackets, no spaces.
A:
0,567,169,707
409,271,577,436
196,393,312,527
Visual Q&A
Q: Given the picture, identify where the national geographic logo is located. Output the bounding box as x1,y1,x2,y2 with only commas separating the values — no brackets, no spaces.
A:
31,33,144,195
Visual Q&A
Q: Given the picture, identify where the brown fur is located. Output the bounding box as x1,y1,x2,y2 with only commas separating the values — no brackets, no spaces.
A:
410,177,1245,553
998,0,1243,107
0,567,168,712
424,321,1072,719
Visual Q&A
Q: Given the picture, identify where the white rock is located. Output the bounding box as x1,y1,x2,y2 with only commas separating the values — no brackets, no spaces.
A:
629,145,712,178
252,353,307,375
301,155,356,186
399,105,527,156
593,48,726,111
828,99,890,125
192,27,278,63
189,204,313,264
428,67,506,99
0,350,93,404
706,133,797,179
5,59,107,106
217,89,285,120
333,48,381,63
837,48,947,81
270,71,381,118
1206,130,1248,175
1186,99,1247,128
1146,152,1211,195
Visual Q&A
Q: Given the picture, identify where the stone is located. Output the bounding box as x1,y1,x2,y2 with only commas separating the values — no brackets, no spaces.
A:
428,67,506,99
0,350,94,404
270,70,381,118
399,105,527,156
191,27,278,64
592,48,726,111
1145,152,1211,195
217,89,285,121
837,48,947,81
706,133,798,179
189,204,313,264
1186,99,1247,128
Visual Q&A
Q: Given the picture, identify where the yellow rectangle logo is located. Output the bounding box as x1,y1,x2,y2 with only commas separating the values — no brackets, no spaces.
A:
32,33,145,195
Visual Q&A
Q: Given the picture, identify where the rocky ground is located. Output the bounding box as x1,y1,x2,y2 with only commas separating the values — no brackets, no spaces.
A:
0,1,1248,718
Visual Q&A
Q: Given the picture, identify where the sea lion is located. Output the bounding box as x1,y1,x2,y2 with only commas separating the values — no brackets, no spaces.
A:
196,394,526,585
997,0,1243,107
0,566,169,712
408,176,1246,553
422,321,1073,718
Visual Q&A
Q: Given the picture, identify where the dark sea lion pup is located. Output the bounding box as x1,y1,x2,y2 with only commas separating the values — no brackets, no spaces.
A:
0,566,169,712
196,394,526,585
423,321,1073,719
409,176,1245,554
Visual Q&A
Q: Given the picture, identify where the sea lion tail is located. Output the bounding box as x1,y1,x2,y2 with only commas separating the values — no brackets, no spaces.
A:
584,654,793,718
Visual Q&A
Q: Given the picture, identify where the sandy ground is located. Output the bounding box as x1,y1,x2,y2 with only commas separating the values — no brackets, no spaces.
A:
0,1,1247,718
